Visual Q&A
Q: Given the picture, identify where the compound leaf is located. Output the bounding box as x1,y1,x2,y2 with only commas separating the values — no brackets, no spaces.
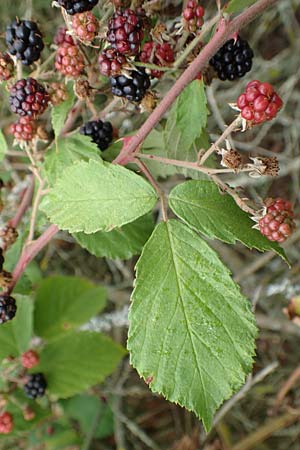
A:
169,180,287,260
39,331,125,398
34,275,106,339
128,220,257,430
41,160,157,233
74,214,154,260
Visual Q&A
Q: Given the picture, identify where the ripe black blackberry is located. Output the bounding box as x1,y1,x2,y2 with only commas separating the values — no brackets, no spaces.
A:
6,19,44,66
110,69,150,102
209,36,253,81
9,78,50,117
57,0,99,15
24,373,47,399
0,295,17,324
80,120,113,151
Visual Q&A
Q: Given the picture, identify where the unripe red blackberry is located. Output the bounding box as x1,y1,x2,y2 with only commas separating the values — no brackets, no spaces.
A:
80,119,113,150
237,80,283,125
0,412,13,434
98,47,127,77
10,116,37,142
0,295,17,324
6,19,44,66
209,35,253,81
182,0,205,33
9,78,49,117
258,198,295,243
48,82,69,105
21,350,40,369
0,53,14,82
110,68,150,102
55,43,85,78
107,8,145,56
54,27,75,46
24,373,47,399
140,41,175,78
57,0,99,15
72,11,99,42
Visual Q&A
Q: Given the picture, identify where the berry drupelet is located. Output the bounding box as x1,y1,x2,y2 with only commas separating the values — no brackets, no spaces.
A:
140,41,175,78
57,0,99,15
0,53,14,81
80,120,113,150
9,78,50,117
182,0,205,33
10,116,37,142
107,8,145,56
258,198,295,243
6,19,44,66
209,36,253,81
0,412,13,434
55,43,85,78
54,27,75,46
24,373,47,399
72,11,99,42
110,69,150,102
0,295,17,324
237,80,283,125
98,47,127,77
21,350,40,369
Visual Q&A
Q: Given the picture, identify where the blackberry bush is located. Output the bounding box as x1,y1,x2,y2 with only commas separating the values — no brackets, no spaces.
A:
6,19,44,66
10,116,37,142
209,35,253,81
80,120,113,150
72,11,99,42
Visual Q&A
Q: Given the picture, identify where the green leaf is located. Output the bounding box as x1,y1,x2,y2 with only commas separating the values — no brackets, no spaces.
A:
0,129,8,162
169,180,287,260
225,0,256,14
159,80,210,179
34,276,106,339
0,296,33,360
39,331,126,398
62,394,114,439
41,160,158,233
51,85,75,137
128,220,257,431
174,79,208,149
44,134,102,185
74,214,154,260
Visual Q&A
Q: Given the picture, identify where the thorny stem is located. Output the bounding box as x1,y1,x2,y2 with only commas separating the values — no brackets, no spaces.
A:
8,224,59,294
137,153,257,214
199,116,242,165
135,159,168,222
113,0,278,166
8,176,35,229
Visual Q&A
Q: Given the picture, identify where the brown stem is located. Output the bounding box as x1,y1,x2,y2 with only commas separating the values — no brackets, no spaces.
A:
60,99,84,136
135,159,168,222
113,0,278,166
8,224,59,293
8,176,35,229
